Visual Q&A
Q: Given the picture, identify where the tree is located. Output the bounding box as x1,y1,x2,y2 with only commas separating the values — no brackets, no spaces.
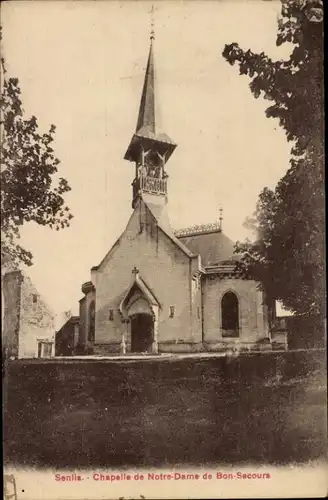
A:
0,27,73,268
222,0,324,318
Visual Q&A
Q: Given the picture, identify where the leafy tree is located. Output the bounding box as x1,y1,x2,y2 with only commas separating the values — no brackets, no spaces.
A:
0,27,73,268
222,0,324,317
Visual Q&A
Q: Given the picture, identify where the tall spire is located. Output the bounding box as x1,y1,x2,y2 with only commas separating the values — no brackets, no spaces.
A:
124,28,176,164
135,39,156,135
136,5,156,135
124,19,177,208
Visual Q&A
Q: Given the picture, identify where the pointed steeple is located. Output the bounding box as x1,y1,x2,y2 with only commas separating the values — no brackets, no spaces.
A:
124,31,177,208
124,35,176,164
136,39,156,135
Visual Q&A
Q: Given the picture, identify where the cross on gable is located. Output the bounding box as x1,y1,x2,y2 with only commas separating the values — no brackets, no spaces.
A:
132,266,139,275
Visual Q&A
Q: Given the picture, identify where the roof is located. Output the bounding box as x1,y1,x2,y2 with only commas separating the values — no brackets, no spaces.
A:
176,227,238,266
56,315,79,335
69,315,80,323
135,126,176,146
136,40,156,135
124,39,176,162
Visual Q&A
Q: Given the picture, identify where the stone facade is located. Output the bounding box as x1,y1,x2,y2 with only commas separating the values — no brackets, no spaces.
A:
2,270,55,359
78,282,96,353
202,276,270,351
76,197,272,355
79,198,202,355
70,35,277,356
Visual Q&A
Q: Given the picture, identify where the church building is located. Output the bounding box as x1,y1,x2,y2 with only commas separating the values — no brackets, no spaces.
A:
76,34,275,356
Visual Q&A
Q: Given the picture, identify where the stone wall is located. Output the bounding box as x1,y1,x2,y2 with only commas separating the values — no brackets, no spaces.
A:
2,270,55,359
203,276,270,349
79,289,96,352
2,271,23,359
18,275,55,358
78,297,86,350
93,200,200,351
4,350,326,469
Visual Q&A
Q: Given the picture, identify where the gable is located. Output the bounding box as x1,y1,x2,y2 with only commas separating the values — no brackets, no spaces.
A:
93,198,195,273
120,276,160,312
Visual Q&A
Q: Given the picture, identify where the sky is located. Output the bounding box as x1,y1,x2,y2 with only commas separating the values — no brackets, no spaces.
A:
2,0,292,326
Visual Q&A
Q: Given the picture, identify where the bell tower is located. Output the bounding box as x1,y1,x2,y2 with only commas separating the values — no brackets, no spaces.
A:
124,30,177,208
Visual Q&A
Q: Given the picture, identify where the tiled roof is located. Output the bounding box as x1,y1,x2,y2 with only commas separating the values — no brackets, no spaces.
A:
176,228,238,266
135,126,176,146
136,40,156,135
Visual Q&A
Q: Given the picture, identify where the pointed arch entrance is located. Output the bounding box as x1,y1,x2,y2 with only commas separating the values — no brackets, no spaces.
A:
119,271,160,354
131,313,154,353
221,290,239,337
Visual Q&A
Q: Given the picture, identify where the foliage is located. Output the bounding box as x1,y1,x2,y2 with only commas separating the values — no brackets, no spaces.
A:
0,28,73,268
222,0,324,317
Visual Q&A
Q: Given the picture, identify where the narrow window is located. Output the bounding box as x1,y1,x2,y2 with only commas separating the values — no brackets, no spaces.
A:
109,309,114,321
32,294,38,303
221,291,239,337
169,306,175,318
88,301,95,342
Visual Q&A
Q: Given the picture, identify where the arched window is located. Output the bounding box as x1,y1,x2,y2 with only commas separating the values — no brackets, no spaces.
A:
88,301,95,342
221,291,239,337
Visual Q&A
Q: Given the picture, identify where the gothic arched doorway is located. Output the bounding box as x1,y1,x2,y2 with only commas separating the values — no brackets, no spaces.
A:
130,313,154,353
221,291,239,337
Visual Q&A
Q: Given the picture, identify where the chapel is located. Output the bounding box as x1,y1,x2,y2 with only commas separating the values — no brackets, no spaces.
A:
75,34,277,356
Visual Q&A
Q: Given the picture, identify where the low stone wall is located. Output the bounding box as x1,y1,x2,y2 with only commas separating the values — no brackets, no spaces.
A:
204,340,273,352
3,349,326,469
91,338,279,355
4,348,326,383
92,342,121,355
158,341,205,353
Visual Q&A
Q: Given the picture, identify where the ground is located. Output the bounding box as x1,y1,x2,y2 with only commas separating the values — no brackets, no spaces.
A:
3,351,327,469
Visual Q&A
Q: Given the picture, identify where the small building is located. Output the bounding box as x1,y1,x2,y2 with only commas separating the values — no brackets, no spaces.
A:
2,269,55,359
55,315,80,356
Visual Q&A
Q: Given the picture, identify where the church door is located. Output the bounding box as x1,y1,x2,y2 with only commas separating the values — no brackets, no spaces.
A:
131,314,154,353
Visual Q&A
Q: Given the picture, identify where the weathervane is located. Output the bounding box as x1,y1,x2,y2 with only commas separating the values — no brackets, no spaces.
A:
150,4,155,41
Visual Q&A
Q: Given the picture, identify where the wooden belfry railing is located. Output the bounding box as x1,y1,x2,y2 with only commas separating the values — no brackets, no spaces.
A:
133,175,167,199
